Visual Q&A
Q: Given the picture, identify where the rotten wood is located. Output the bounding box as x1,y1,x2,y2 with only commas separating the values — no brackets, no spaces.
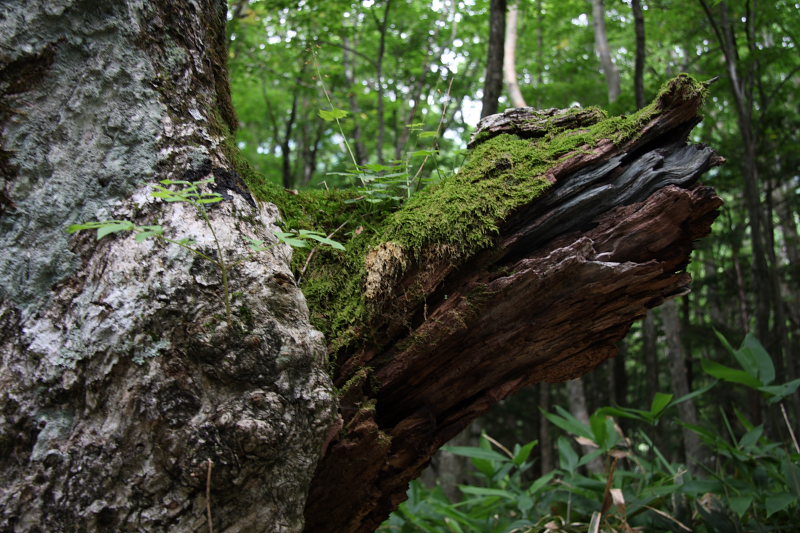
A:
303,76,723,532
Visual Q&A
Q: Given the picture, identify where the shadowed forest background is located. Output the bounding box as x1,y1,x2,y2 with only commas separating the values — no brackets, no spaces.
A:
226,0,799,530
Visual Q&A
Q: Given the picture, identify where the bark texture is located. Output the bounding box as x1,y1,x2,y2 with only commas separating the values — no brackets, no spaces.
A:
0,1,335,531
480,0,507,118
591,0,621,103
303,75,723,532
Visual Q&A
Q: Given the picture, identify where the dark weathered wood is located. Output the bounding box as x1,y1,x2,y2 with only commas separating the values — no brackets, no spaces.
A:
304,77,723,532
468,106,606,148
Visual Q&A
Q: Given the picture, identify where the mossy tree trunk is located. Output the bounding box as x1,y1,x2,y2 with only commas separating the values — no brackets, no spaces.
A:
0,1,335,531
301,75,723,532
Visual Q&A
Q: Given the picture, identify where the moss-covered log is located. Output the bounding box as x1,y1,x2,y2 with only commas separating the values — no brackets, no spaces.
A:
299,75,723,532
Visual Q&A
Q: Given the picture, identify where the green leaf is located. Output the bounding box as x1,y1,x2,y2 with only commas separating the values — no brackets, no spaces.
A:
701,358,763,388
444,446,508,462
96,221,136,240
318,108,349,121
419,131,438,138
759,378,800,404
727,495,752,517
589,413,608,449
765,493,795,517
361,163,397,172
738,333,775,385
595,405,650,423
650,392,674,417
782,457,800,501
558,436,578,474
671,381,716,407
738,425,764,448
280,237,307,248
135,231,159,242
529,471,556,495
301,232,346,250
513,439,538,466
457,485,513,498
516,492,533,512
197,196,224,204
543,406,594,441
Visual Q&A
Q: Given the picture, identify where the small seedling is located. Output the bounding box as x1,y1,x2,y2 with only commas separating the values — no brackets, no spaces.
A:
68,178,344,330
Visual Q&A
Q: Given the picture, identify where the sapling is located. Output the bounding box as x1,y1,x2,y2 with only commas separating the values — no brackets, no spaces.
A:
68,178,344,330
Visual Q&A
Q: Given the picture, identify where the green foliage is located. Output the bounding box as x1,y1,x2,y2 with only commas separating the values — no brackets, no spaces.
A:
68,179,343,331
382,336,800,532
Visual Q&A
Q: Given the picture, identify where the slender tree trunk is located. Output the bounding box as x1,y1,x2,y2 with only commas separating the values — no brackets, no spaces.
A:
663,300,704,474
632,0,647,109
566,379,604,474
0,1,336,530
539,384,554,474
611,341,628,406
481,0,507,118
504,1,527,108
700,0,772,350
373,0,392,164
643,310,660,396
535,0,544,107
282,90,299,188
591,0,621,103
343,36,368,166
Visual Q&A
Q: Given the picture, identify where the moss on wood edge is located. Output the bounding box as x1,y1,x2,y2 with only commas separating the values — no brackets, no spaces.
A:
235,74,708,369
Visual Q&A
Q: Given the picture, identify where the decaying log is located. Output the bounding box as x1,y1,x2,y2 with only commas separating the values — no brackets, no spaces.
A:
303,75,724,532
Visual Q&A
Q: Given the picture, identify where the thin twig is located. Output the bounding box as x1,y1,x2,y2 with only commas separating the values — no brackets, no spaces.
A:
482,433,513,459
206,459,214,533
780,402,800,454
297,220,349,284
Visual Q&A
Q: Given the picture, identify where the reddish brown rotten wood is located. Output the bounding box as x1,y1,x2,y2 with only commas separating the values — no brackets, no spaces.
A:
303,76,724,533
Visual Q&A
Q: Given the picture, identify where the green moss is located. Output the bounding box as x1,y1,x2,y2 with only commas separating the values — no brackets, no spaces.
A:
336,366,370,399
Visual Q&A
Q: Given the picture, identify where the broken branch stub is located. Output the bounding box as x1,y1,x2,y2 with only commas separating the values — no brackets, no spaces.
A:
303,75,724,533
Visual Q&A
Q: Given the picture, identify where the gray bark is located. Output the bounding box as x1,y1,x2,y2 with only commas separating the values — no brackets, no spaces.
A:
565,379,604,475
0,1,336,531
503,1,527,108
591,0,621,103
663,299,704,474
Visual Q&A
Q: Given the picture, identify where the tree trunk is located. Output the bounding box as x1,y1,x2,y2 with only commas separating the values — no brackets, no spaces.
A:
481,0,507,118
591,0,621,103
539,384,554,474
303,75,723,532
663,300,705,474
700,0,772,352
504,1,527,108
373,0,392,165
0,1,336,530
566,379,604,474
632,0,647,109
642,310,660,397
343,36,369,167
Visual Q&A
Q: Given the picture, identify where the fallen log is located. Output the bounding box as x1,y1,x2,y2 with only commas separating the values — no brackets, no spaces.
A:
301,75,724,532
